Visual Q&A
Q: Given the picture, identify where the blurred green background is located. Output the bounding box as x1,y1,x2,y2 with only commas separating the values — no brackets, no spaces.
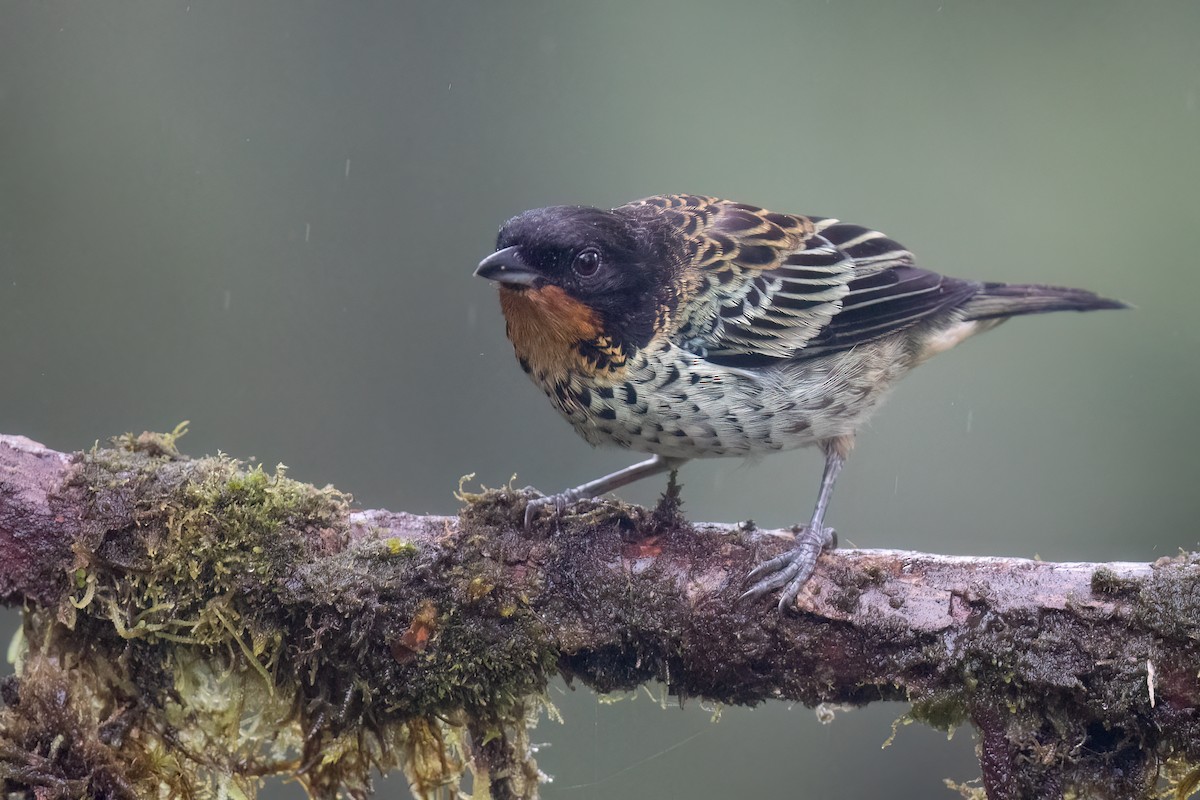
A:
2,1,1198,797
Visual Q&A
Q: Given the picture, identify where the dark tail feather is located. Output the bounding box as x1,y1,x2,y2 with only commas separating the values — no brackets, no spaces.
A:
961,282,1131,322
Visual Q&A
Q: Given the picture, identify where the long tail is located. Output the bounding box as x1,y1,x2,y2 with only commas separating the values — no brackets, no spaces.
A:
961,282,1130,322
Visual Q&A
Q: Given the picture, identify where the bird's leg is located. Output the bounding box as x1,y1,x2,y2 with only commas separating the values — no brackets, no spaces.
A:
741,437,849,611
524,454,689,528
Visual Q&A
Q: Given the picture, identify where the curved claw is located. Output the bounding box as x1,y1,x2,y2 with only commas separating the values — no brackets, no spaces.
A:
740,525,837,611
523,495,547,528
523,491,570,528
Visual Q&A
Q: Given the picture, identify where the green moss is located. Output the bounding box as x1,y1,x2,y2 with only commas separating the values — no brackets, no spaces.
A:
1133,556,1200,641
9,430,1199,799
916,587,1199,799
650,469,687,531
908,690,969,733
383,536,417,557
1091,566,1142,597
112,420,190,459
3,431,562,800
67,439,349,664
0,638,162,799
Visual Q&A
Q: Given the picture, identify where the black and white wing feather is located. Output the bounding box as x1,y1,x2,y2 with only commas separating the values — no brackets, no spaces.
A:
633,196,980,367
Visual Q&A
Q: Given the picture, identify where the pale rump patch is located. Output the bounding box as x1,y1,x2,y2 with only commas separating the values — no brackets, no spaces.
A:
917,320,985,362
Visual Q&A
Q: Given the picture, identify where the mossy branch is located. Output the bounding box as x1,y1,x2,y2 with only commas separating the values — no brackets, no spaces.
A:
1,432,1198,800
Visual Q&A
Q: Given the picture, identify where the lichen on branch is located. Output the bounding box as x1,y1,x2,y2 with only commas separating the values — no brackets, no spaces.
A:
2,431,554,799
1,431,1199,800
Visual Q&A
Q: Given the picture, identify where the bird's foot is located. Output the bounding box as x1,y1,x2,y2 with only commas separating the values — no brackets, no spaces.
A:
740,524,837,611
522,488,580,528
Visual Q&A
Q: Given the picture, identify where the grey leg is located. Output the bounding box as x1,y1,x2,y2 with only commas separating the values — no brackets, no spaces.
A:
741,445,846,611
525,454,690,527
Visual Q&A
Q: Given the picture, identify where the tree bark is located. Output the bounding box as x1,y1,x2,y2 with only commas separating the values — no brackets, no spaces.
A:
0,432,1197,800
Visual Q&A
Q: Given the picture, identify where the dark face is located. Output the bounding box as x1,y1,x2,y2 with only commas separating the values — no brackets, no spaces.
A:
475,205,681,348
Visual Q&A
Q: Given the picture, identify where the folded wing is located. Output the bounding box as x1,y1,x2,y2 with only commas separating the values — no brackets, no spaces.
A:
626,196,979,367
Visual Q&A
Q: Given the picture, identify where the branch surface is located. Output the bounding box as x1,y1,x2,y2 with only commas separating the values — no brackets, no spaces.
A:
1,433,1197,800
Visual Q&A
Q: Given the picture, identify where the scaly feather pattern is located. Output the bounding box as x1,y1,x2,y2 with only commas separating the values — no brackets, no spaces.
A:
620,195,977,367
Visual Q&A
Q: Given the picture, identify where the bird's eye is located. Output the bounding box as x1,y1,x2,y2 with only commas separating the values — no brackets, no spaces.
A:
572,248,601,277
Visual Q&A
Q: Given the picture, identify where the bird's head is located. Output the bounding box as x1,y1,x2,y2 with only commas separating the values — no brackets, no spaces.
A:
475,205,683,359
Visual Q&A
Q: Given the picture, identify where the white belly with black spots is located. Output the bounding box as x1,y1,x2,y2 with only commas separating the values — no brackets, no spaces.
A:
545,340,912,458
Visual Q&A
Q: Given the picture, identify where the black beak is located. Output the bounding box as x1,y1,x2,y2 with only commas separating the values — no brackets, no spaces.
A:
474,246,540,287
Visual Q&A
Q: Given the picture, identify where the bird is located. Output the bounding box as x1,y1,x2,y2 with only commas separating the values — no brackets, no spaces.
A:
473,194,1126,611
